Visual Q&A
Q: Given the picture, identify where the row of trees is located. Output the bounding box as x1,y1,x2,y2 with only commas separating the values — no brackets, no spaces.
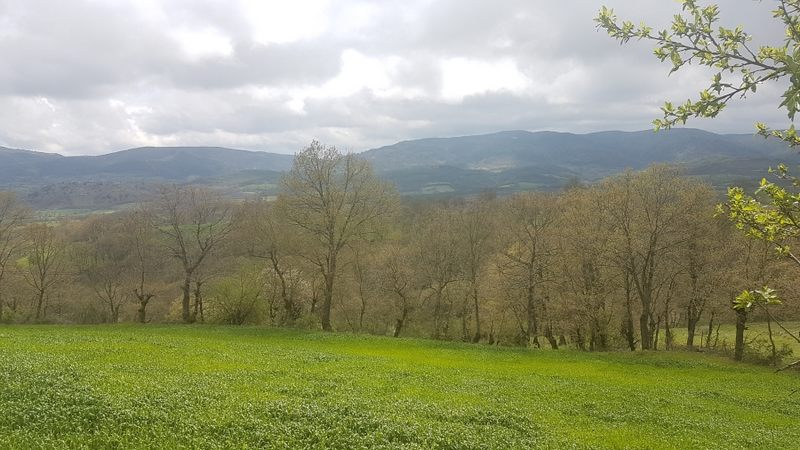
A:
0,147,796,359
596,0,800,365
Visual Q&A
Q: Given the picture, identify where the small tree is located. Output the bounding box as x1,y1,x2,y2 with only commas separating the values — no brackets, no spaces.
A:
731,287,800,363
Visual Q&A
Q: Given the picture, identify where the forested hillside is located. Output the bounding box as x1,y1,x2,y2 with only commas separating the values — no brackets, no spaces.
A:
1,143,797,367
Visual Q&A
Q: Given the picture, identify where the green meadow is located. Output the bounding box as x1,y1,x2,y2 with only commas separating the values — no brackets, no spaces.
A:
0,325,798,449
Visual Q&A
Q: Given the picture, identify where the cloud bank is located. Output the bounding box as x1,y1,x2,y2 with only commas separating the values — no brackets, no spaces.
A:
0,0,788,155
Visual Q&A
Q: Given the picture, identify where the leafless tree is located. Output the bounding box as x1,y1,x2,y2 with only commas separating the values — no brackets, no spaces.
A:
155,186,233,323
279,141,397,331
0,192,29,320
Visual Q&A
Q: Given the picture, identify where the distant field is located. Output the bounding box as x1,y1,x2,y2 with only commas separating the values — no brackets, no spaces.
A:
671,321,800,355
0,325,798,449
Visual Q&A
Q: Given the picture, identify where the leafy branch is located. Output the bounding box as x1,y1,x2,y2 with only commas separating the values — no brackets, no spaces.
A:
596,0,800,146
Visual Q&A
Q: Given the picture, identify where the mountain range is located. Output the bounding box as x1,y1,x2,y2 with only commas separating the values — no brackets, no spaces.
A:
1,128,796,211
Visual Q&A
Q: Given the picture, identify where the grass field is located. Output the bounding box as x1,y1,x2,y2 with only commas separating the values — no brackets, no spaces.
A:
670,321,800,355
0,325,798,449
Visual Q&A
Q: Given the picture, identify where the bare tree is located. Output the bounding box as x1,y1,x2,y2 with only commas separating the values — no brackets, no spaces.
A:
279,141,397,331
455,194,497,343
603,166,689,350
557,186,617,351
673,185,732,349
0,192,29,320
23,224,65,321
378,243,422,338
413,208,464,339
155,186,233,323
124,208,164,323
498,192,559,348
239,200,304,326
73,215,130,323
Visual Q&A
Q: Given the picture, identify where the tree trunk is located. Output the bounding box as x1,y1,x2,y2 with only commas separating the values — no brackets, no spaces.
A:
35,289,45,320
576,326,586,351
472,283,481,343
432,286,447,340
652,315,661,351
734,309,747,361
137,300,147,323
623,272,637,351
766,313,777,363
705,311,716,349
358,295,366,332
526,284,538,348
193,281,204,323
687,320,697,349
393,299,409,338
686,300,702,349
321,271,334,332
545,321,558,350
639,309,653,350
593,317,609,351
181,275,192,323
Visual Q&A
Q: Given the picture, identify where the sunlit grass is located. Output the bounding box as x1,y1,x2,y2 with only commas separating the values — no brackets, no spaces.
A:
0,325,797,449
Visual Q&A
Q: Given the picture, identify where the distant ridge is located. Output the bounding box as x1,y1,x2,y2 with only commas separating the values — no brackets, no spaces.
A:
1,128,797,208
361,128,789,172
0,146,294,184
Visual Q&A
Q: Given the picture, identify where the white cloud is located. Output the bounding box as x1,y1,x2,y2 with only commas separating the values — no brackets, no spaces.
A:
242,0,330,45
440,57,529,102
172,27,233,60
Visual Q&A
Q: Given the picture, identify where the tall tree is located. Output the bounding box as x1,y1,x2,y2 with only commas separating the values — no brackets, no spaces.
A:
0,193,29,320
124,208,164,323
603,166,689,350
23,224,65,321
413,207,464,339
497,192,559,348
279,141,397,331
455,194,497,342
557,186,617,351
155,186,233,323
674,185,731,348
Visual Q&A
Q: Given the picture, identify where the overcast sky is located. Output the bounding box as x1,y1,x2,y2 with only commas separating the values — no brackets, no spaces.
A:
0,0,788,155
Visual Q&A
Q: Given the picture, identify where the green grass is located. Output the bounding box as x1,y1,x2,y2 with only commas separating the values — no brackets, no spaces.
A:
0,325,798,449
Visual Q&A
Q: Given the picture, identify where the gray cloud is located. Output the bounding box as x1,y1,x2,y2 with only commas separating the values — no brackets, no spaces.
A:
0,0,790,155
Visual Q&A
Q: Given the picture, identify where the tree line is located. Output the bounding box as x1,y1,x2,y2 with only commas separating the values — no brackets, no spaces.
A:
0,142,797,362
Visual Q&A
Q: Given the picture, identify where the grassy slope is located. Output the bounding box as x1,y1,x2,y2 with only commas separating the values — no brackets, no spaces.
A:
0,325,797,449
